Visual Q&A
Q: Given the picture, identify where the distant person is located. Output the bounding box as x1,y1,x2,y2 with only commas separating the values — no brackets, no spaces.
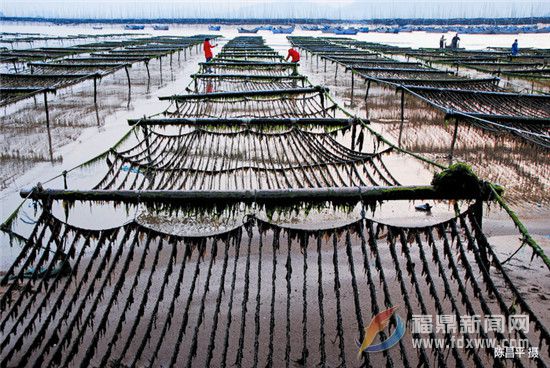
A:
450,33,460,49
511,39,519,56
286,47,300,75
203,38,217,73
286,47,300,63
439,35,446,49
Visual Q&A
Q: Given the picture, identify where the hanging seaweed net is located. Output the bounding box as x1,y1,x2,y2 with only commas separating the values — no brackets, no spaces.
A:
193,76,306,93
289,36,550,148
1,205,549,367
93,125,397,191
2,36,549,368
163,90,337,119
199,62,297,76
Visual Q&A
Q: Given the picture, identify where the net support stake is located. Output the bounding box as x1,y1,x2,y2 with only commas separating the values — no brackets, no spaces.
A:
398,89,405,147
350,68,355,104
93,76,97,105
43,91,53,162
449,118,459,165
144,60,150,82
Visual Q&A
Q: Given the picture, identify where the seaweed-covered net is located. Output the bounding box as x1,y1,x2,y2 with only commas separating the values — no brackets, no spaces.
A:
0,206,549,367
288,36,550,148
406,87,550,120
395,78,500,91
94,126,397,190
199,62,297,76
164,90,337,118
192,75,306,93
2,35,550,368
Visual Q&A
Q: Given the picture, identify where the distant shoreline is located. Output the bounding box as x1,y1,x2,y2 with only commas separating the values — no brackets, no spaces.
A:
1,16,550,26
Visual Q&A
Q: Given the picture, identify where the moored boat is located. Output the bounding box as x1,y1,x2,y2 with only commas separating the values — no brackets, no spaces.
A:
272,26,295,34
333,27,358,35
238,27,260,33
124,25,145,30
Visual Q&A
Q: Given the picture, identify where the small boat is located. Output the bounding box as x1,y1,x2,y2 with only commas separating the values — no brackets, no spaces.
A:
257,25,273,31
208,25,221,31
333,27,358,35
302,25,320,31
358,27,369,33
272,26,295,34
124,25,145,30
238,27,260,34
153,25,169,31
92,26,103,30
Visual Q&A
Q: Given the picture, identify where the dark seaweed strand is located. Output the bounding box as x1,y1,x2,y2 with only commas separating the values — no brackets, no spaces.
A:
284,233,293,368
235,223,254,367
185,238,219,368
448,220,513,368
92,228,150,367
37,227,129,368
58,228,150,367
130,237,178,366
266,228,280,367
466,212,550,355
0,223,71,351
384,224,430,366
332,231,347,367
437,223,502,367
414,230,465,367
316,233,327,368
0,229,84,366
68,229,156,367
168,240,205,368
0,208,48,293
458,217,542,368
396,228,446,367
252,229,265,367
204,234,233,367
113,234,163,366
362,220,399,368
0,219,50,318
299,232,309,366
0,221,64,338
344,229,370,368
220,227,243,368
426,226,485,368
20,231,114,368
147,236,191,367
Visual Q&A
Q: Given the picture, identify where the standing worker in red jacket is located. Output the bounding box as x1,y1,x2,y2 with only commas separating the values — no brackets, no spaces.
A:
203,38,217,73
285,46,300,75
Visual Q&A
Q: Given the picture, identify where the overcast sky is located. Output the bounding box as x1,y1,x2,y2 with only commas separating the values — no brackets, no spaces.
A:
1,0,549,19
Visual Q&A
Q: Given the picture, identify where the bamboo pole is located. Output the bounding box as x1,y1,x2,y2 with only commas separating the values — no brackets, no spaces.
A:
159,86,328,101
43,91,53,162
127,117,358,126
398,89,405,147
20,185,497,204
449,118,459,165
